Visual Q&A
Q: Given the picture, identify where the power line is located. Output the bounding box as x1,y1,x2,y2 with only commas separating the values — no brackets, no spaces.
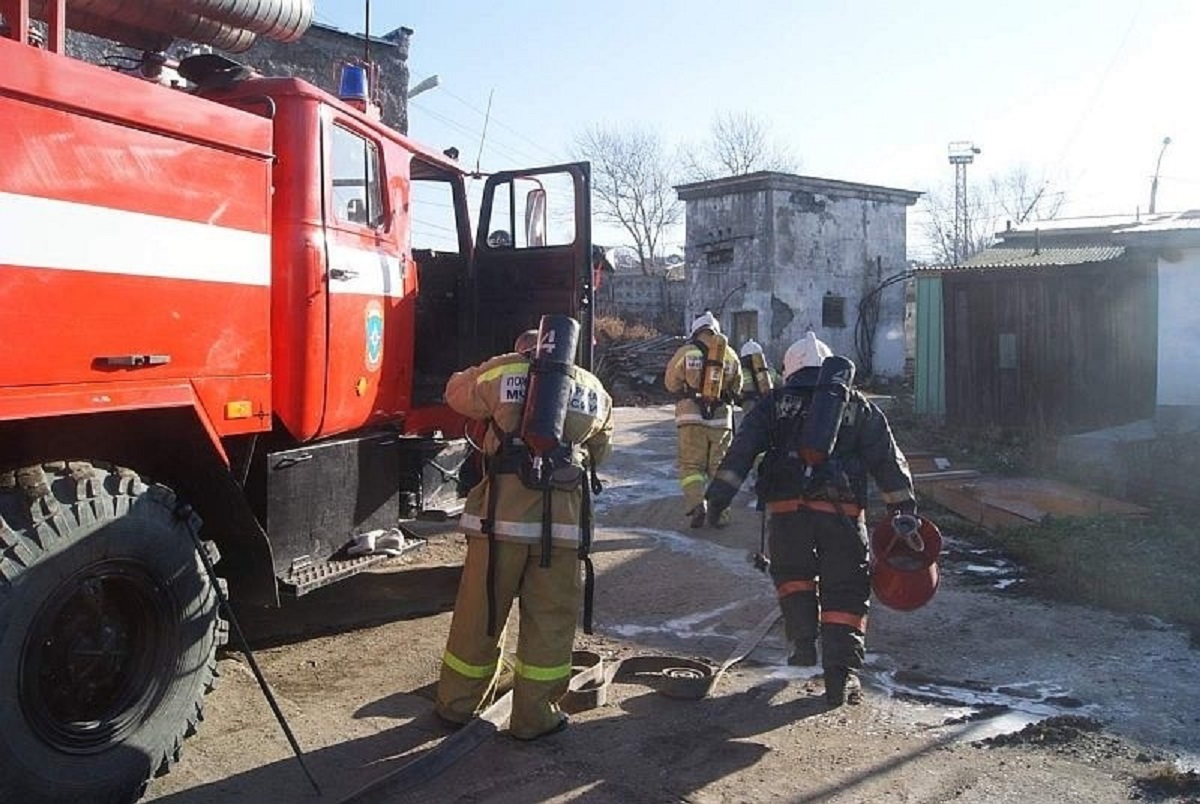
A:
409,100,544,166
909,190,1072,219
412,217,457,233
1052,1,1144,179
440,87,566,163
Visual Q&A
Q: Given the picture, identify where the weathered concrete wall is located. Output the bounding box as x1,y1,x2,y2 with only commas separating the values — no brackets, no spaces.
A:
769,190,909,374
682,188,774,344
679,174,918,376
234,24,411,134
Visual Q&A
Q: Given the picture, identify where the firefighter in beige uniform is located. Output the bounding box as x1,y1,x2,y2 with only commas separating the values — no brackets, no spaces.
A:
435,327,613,740
665,311,742,528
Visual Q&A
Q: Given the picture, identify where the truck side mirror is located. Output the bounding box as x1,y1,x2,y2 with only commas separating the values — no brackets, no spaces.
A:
525,188,547,248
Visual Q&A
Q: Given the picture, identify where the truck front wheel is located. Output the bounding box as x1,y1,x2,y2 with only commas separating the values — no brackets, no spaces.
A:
0,462,227,803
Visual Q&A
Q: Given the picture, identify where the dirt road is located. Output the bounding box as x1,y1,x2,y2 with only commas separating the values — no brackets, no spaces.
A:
144,405,1200,803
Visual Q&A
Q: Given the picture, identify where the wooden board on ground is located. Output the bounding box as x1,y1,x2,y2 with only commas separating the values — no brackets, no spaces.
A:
920,474,1150,527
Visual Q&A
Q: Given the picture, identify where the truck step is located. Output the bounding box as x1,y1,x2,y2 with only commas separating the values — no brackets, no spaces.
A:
280,538,426,597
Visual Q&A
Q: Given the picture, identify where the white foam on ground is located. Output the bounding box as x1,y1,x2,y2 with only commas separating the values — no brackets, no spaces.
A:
607,599,743,641
603,527,767,582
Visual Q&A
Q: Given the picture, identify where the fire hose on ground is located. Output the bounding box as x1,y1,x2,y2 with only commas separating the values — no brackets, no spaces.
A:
337,605,783,803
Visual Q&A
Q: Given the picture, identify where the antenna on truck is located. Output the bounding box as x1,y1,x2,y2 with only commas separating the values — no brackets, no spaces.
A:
474,89,494,176
364,0,371,63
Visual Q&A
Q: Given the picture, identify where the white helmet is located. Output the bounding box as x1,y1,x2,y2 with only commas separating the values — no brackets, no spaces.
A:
739,339,763,358
513,329,539,355
689,311,720,337
783,331,833,378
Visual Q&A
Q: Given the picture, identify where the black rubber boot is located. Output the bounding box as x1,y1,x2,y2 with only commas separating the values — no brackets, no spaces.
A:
824,669,862,707
688,500,708,529
788,640,818,667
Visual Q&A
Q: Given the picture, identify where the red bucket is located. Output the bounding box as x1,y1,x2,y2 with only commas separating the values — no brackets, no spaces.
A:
870,515,943,611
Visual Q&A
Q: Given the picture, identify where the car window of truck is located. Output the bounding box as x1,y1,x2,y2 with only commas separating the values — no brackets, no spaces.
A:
482,173,577,250
331,123,385,228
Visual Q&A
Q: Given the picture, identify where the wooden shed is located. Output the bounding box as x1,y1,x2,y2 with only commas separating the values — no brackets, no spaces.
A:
914,221,1159,432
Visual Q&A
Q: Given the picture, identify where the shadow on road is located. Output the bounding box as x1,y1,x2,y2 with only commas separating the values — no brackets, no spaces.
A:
149,676,845,803
233,564,462,650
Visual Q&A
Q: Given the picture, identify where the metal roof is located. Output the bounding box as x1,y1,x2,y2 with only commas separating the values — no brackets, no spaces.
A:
924,245,1126,271
1115,210,1200,235
1005,214,1155,235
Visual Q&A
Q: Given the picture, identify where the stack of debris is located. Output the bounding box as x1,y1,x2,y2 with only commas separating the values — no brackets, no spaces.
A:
594,334,685,405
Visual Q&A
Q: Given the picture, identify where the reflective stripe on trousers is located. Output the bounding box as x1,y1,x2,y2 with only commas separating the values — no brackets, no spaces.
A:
436,537,582,739
676,423,732,509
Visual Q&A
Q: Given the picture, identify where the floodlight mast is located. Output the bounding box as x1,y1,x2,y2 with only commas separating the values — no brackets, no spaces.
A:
948,141,981,263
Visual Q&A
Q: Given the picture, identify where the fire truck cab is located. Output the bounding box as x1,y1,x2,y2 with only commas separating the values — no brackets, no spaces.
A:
0,2,594,800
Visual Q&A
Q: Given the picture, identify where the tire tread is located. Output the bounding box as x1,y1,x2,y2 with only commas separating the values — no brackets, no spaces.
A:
0,461,227,803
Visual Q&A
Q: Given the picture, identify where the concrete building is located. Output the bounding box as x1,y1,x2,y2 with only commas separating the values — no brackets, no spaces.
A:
675,172,920,379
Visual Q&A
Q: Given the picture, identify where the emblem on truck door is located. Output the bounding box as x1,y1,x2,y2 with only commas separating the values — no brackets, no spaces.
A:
365,301,384,371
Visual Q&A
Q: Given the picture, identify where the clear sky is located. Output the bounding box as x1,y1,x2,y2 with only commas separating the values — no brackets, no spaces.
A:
316,0,1198,259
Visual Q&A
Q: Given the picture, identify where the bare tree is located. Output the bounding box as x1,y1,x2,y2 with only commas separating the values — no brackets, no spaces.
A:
919,166,1063,264
681,110,798,181
919,184,994,265
575,125,682,273
988,165,1065,226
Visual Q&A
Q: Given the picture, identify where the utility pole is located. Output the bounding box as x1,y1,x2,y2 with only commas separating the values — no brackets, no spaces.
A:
948,141,981,263
1149,136,1172,214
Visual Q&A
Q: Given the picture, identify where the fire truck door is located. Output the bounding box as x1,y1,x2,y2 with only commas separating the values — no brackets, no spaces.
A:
321,120,405,434
472,163,594,369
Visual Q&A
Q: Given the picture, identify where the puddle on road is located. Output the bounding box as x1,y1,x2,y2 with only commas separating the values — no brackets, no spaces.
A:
596,522,1057,745
753,651,1091,743
595,409,1197,754
940,535,1024,591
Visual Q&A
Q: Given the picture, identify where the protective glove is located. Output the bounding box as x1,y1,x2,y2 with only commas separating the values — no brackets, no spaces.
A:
706,496,729,526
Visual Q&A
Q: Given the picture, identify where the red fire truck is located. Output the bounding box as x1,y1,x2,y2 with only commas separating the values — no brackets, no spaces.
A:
0,1,594,800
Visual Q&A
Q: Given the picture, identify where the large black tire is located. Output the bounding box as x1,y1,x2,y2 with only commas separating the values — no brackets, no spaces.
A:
0,462,228,803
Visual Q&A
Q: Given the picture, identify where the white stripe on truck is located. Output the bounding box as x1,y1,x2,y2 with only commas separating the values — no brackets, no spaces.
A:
0,191,271,286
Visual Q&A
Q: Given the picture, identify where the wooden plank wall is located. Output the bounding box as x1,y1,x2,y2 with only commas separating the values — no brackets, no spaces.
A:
942,260,1157,432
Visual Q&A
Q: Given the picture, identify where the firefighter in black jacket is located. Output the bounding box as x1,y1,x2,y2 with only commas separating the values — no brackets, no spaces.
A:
703,332,916,706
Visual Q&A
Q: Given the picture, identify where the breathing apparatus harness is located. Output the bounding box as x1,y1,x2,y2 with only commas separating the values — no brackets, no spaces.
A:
757,355,860,523
688,330,731,420
479,315,602,635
